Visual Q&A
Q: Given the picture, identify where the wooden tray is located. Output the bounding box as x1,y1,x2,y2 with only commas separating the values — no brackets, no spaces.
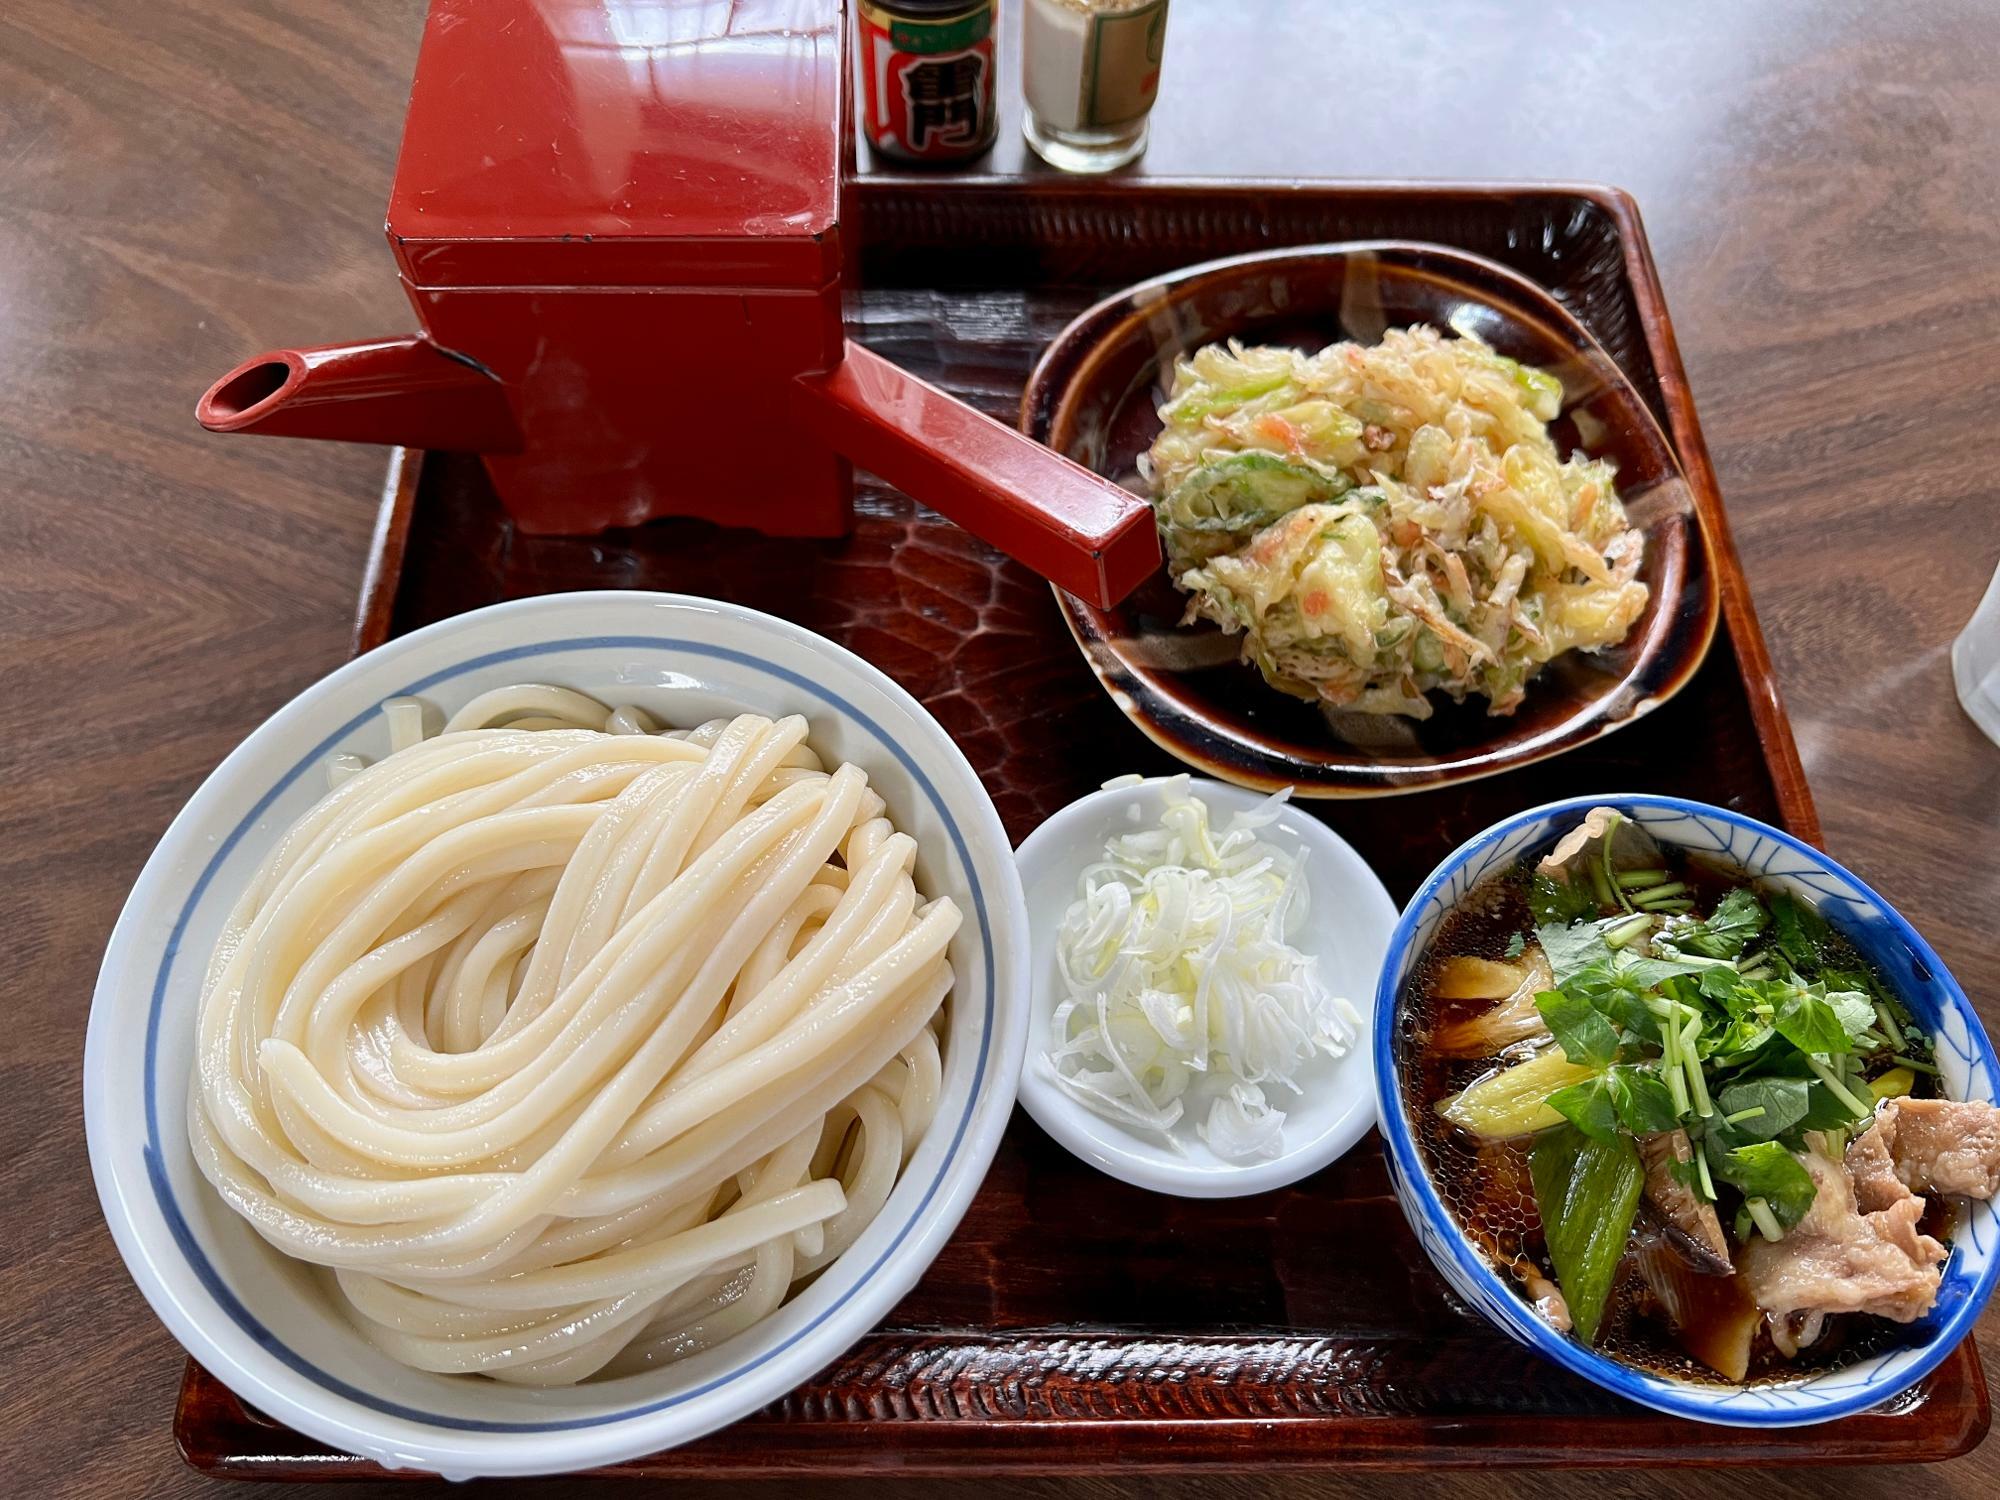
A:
175,178,1988,1477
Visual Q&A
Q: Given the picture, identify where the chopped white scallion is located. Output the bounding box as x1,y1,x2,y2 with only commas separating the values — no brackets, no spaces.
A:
326,752,369,790
382,696,428,753
1046,776,1361,1162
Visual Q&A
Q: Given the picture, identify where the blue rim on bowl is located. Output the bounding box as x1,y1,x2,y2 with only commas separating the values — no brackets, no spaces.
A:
1371,793,2000,1426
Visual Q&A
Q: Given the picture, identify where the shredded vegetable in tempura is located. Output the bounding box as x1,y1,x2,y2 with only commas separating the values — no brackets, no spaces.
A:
1140,327,1649,718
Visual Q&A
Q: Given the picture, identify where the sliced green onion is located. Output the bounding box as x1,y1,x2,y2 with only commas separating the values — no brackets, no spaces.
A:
1745,1198,1785,1241
1889,1054,1942,1077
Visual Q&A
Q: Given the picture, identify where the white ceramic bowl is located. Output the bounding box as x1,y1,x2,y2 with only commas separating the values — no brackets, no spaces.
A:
1375,794,2000,1425
1014,776,1397,1197
85,591,1029,1478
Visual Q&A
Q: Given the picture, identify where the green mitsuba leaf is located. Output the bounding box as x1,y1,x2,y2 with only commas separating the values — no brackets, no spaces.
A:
1824,989,1878,1041
1673,887,1769,961
1773,989,1852,1055
1713,1076,1811,1143
1617,955,1714,989
1799,1078,1876,1132
1537,920,1613,987
1535,987,1622,1069
1530,872,1600,926
1708,1140,1818,1230
1548,1077,1621,1141
1766,890,1831,969
1605,1064,1681,1135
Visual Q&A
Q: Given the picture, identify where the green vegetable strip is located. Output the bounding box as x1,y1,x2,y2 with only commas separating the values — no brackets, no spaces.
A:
1598,813,1629,912
1658,949,1735,969
1695,1148,1717,1202
1681,1011,1713,1117
1804,1053,1871,1117
1529,1125,1645,1346
1890,1053,1942,1076
1632,881,1689,903
1604,913,1654,950
1661,1016,1690,1116
1874,1002,1904,1046
1588,861,1617,912
1617,869,1670,890
1723,1105,1766,1126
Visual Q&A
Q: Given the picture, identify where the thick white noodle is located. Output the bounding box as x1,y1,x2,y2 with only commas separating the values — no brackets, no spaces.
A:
188,687,958,1384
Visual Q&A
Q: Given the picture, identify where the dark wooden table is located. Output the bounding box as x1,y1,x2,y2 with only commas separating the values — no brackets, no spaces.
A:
3,2,1996,1496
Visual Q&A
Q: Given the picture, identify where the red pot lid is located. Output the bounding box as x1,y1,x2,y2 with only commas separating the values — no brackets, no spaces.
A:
387,0,845,290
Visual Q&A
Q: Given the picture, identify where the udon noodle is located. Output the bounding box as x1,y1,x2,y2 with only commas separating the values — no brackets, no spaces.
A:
188,687,956,1384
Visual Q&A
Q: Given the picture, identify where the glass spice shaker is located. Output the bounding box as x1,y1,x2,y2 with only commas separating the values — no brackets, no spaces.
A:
856,0,1000,165
1953,557,2000,748
1021,0,1171,173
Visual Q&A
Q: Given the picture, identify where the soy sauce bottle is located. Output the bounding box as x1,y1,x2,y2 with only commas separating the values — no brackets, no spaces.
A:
856,0,1000,164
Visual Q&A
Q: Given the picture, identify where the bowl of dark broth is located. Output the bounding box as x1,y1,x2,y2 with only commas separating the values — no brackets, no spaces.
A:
1371,795,2000,1424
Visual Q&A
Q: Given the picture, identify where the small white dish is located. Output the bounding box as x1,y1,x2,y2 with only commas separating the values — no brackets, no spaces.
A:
1014,776,1397,1198
85,591,1029,1478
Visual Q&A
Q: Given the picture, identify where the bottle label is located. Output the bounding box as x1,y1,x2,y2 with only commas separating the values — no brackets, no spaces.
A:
1080,1,1169,128
859,2,998,162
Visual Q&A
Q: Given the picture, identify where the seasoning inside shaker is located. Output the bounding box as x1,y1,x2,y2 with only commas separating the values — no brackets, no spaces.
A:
1022,0,1170,173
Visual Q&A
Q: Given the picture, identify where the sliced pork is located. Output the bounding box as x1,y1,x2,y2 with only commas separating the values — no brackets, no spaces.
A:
1850,1097,2000,1203
1740,1140,1945,1330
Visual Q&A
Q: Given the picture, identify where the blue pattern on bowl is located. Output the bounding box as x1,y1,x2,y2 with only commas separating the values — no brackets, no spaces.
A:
1371,795,1999,1426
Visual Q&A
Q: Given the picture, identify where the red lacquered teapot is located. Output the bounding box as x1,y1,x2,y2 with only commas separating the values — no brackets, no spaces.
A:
196,0,1156,608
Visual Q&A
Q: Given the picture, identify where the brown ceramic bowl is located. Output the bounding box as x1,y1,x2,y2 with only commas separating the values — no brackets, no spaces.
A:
1020,242,1719,798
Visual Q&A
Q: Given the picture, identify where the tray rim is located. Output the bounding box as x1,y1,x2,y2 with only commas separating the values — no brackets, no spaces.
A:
180,176,1984,1478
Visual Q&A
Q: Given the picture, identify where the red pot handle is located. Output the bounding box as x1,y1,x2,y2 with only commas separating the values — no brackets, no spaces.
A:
793,342,1158,609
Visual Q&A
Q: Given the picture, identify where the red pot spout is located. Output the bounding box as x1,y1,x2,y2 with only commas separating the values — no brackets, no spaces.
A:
196,335,522,453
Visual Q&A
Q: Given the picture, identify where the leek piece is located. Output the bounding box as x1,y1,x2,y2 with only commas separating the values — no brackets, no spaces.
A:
1529,1124,1645,1345
1436,1047,1598,1140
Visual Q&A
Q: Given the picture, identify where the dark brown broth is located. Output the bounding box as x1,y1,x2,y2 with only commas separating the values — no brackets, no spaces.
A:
1396,851,1936,1386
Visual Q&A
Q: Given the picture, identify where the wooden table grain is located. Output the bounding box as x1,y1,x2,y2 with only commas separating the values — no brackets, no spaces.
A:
2,2,1995,1496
